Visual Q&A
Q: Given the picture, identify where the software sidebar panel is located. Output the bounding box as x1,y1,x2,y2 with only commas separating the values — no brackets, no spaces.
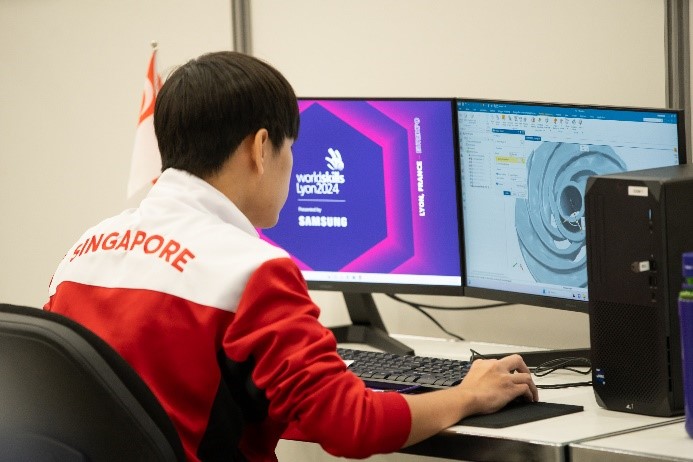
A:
586,164,693,417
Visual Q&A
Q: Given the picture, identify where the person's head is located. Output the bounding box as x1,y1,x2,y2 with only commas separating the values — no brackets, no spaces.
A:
154,51,299,179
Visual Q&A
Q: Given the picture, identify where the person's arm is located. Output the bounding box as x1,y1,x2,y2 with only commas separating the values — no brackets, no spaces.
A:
223,258,412,458
401,354,539,446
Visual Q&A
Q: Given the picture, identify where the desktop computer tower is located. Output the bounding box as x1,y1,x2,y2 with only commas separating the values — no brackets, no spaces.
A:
585,164,693,417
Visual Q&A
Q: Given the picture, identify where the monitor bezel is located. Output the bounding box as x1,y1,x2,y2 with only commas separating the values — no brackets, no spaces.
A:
456,97,688,313
292,97,465,297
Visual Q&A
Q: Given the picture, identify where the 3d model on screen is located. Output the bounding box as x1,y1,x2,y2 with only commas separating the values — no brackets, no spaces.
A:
514,142,626,287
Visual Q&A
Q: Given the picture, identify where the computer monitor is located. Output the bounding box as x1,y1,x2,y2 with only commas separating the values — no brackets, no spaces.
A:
258,98,463,354
457,99,686,313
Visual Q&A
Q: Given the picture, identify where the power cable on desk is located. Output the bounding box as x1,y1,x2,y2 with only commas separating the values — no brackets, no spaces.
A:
385,294,512,342
470,349,592,389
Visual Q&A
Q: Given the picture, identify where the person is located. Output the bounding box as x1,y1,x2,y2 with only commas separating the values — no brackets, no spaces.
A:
44,51,538,462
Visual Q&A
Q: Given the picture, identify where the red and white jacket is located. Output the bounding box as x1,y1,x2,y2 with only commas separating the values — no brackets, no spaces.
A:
45,168,411,462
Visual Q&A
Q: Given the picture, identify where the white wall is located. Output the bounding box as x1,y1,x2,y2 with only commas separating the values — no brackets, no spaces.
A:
0,0,231,308
251,0,666,106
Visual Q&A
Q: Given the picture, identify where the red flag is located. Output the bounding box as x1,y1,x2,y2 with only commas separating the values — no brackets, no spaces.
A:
127,45,163,198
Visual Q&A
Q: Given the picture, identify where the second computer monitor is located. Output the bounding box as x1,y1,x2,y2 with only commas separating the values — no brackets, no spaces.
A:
457,99,686,312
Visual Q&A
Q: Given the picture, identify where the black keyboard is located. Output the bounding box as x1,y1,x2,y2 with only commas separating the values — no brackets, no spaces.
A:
338,347,472,392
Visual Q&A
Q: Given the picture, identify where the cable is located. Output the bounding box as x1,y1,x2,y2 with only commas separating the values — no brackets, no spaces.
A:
536,381,592,389
470,349,592,389
383,294,512,341
533,357,592,377
385,293,466,341
385,293,511,310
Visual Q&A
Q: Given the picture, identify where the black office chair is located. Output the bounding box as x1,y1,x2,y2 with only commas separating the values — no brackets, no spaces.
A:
0,303,185,461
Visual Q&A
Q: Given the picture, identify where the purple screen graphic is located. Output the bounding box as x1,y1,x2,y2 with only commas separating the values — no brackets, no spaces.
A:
259,99,461,281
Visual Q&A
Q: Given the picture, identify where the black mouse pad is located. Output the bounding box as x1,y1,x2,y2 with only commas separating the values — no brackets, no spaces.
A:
457,401,584,428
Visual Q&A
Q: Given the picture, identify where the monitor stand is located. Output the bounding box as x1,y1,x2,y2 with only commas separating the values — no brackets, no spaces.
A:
329,293,414,355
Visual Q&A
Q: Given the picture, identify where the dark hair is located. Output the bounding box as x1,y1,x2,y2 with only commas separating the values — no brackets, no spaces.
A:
154,51,299,178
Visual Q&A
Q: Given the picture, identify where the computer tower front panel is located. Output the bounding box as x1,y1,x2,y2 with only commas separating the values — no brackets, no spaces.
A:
586,165,693,417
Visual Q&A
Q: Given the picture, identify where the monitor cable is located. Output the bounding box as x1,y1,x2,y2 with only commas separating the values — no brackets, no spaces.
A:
385,293,511,342
386,293,510,311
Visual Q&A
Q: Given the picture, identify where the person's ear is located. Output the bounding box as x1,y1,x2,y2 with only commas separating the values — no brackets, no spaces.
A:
250,128,270,175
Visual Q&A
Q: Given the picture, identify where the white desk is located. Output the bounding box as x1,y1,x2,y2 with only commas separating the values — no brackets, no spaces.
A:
368,335,682,462
281,334,684,462
570,421,692,461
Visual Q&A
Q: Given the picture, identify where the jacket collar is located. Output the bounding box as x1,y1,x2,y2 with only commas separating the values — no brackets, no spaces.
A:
146,168,258,238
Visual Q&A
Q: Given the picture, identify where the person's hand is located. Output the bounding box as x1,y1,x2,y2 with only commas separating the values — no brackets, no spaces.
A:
456,354,539,415
401,353,539,446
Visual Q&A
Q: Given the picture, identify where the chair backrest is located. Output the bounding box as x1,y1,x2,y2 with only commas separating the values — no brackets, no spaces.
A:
0,303,185,462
